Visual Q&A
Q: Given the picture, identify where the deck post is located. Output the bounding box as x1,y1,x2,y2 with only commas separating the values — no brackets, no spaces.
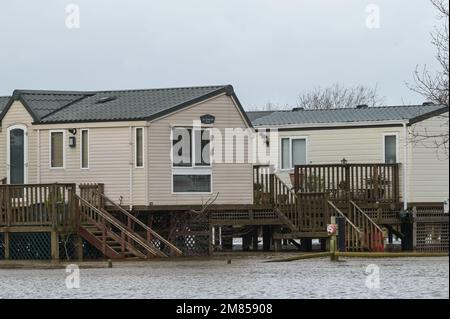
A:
252,227,259,251
50,231,60,261
262,225,272,251
300,238,312,252
221,227,233,251
273,226,282,252
4,232,10,260
75,235,83,261
242,232,252,251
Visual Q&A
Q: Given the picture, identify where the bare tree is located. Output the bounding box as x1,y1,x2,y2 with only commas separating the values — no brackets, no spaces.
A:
409,0,449,158
297,83,384,110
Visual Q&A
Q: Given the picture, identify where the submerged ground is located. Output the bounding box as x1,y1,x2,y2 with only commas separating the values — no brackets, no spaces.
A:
0,255,448,299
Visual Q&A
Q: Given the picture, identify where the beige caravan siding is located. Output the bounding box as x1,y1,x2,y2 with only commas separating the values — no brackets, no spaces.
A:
408,113,449,203
36,125,147,206
0,101,37,183
148,94,253,205
260,125,406,201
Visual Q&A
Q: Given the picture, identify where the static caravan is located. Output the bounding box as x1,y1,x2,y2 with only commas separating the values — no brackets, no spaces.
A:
0,86,253,207
249,104,449,251
0,85,258,259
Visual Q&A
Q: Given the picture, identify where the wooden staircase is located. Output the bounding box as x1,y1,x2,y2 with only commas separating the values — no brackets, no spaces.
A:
328,200,385,252
76,193,182,259
253,166,385,251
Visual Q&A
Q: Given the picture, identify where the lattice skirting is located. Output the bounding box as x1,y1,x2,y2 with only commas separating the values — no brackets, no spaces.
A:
416,222,449,252
58,234,103,261
9,232,51,260
0,233,4,260
175,232,210,256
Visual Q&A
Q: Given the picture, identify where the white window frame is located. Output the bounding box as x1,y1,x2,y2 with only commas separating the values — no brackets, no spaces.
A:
134,127,145,168
49,130,66,169
382,133,399,164
80,129,90,170
6,124,28,184
280,136,309,171
171,127,212,194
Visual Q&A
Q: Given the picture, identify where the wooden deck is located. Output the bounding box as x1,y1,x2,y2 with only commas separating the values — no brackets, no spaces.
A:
0,162,448,259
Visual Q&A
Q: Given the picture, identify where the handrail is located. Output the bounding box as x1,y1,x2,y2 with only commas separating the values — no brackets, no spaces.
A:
327,200,362,234
98,193,182,256
76,195,167,258
350,200,384,233
0,183,76,187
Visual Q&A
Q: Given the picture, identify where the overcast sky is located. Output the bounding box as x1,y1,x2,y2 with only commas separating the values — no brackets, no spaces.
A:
0,0,441,109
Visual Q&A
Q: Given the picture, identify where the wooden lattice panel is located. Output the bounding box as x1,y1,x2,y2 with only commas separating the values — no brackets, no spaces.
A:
416,222,449,252
0,233,4,259
9,232,51,260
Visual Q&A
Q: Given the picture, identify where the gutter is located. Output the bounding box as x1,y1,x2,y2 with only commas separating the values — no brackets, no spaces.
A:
254,120,408,130
129,126,133,210
403,121,409,211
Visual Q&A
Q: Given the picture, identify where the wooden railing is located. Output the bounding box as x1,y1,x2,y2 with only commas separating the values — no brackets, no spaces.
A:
76,195,167,258
0,183,76,229
78,183,182,257
254,166,330,232
253,165,273,206
99,193,182,257
294,164,400,204
271,173,298,230
298,192,329,232
349,201,385,252
328,201,364,252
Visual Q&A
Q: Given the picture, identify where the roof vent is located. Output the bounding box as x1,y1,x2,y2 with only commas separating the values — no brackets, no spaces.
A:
422,101,435,106
292,107,304,111
356,104,368,109
96,96,117,104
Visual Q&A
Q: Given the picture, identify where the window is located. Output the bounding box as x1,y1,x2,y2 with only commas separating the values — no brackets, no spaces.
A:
281,137,307,170
172,127,212,193
50,131,65,168
384,134,397,164
173,175,211,193
81,129,89,169
135,127,144,168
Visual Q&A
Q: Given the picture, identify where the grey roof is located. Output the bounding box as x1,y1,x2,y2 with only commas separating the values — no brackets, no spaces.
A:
20,93,86,121
246,111,275,122
0,96,11,114
251,105,449,127
0,85,250,125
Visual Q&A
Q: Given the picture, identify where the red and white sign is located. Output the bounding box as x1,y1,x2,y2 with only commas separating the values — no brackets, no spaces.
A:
327,224,337,235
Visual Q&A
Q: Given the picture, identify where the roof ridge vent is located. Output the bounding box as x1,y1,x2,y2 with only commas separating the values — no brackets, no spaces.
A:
292,107,304,111
356,104,368,109
422,101,435,106
96,96,117,104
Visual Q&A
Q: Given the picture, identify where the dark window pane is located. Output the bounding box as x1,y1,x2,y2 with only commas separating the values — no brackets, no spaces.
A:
173,175,211,193
385,135,397,164
292,139,307,166
172,128,192,167
10,129,25,184
281,138,290,169
136,128,144,167
194,129,211,166
81,130,89,168
51,132,64,168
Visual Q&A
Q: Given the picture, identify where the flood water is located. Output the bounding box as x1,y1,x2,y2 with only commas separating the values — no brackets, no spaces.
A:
0,256,448,299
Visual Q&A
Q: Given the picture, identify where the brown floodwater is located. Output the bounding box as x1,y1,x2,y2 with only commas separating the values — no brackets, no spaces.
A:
0,256,448,299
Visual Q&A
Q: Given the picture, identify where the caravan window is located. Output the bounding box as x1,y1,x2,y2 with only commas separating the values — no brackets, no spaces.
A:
172,127,212,193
